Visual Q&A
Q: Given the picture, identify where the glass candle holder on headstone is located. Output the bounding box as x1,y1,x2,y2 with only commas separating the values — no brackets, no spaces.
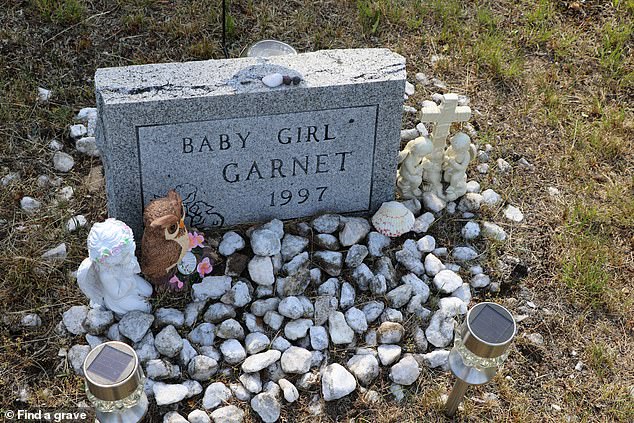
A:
83,341,148,423
246,40,297,57
445,302,517,417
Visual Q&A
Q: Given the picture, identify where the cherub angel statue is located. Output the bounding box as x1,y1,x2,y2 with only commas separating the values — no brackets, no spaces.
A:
77,218,153,316
397,136,433,199
443,132,476,201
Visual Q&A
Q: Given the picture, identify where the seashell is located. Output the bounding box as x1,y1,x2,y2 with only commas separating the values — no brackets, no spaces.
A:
371,201,415,238
262,73,284,88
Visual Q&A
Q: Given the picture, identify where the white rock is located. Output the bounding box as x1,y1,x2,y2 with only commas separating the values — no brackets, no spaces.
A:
481,189,502,206
68,344,91,375
425,312,455,348
262,73,284,88
309,326,329,350
389,355,420,385
477,163,489,174
417,235,436,253
245,332,270,355
66,215,87,232
241,350,281,373
119,311,155,342
203,382,232,410
250,391,281,422
155,325,183,358
471,274,491,288
339,217,371,247
452,246,479,261
250,229,281,256
347,354,379,386
328,311,354,345
69,124,87,139
466,180,480,193
377,321,404,344
281,346,312,374
422,350,450,369
189,410,212,423
57,186,74,201
402,273,430,301
438,297,468,317
192,276,232,301
281,234,309,261
412,212,435,233
41,243,67,262
421,191,446,213
378,344,402,366
239,372,262,393
481,222,507,241
20,196,41,213
278,378,299,403
48,139,63,151
278,296,304,319
368,232,392,257
246,255,274,286
75,137,99,157
218,231,245,256
457,193,483,212
340,282,356,310
221,281,251,308
548,186,560,196
433,270,463,294
461,221,480,240
188,323,216,346
403,105,417,114
1,172,19,186
37,87,51,102
154,382,189,405
504,205,524,222
219,339,246,365
362,301,385,323
20,313,42,328
344,307,368,334
451,283,472,305
284,318,313,340
215,319,244,340
497,158,511,172
164,411,188,423
322,363,356,401
53,151,74,172
405,81,415,96
386,285,413,308
425,253,445,276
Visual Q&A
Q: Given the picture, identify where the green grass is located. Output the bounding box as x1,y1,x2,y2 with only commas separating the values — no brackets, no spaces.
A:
32,0,85,25
598,21,633,81
586,341,615,380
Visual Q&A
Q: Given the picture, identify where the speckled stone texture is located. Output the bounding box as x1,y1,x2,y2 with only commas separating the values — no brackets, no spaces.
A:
95,49,405,237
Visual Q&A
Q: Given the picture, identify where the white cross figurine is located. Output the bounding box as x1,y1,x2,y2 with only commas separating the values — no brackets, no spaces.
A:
419,93,471,197
420,93,471,152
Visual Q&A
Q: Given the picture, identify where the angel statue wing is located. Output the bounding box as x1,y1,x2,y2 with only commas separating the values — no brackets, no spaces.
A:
469,143,478,161
397,149,409,164
76,258,105,307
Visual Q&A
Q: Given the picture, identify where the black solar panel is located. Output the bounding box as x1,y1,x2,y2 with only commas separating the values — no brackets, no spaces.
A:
87,345,134,383
469,303,515,344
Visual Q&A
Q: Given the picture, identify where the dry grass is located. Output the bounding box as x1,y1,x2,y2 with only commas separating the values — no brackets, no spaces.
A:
1,0,633,421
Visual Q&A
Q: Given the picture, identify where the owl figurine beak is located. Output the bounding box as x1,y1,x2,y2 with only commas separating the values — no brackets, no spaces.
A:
179,218,185,229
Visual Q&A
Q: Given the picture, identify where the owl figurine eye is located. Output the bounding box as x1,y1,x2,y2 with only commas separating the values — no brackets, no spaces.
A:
168,223,178,235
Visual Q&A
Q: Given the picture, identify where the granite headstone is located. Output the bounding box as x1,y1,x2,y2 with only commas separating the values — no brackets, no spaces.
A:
95,48,405,236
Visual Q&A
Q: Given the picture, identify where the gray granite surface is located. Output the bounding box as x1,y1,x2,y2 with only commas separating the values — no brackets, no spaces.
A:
95,48,405,236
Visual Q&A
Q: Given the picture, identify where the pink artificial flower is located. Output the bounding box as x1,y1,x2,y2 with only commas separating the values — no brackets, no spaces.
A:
197,257,213,278
169,275,184,290
188,231,205,250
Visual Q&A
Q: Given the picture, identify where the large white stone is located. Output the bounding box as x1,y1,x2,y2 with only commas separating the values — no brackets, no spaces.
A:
433,270,463,294
322,363,356,401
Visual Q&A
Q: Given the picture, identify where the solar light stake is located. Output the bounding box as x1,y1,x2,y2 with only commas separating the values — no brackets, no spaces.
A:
445,302,516,417
83,341,148,423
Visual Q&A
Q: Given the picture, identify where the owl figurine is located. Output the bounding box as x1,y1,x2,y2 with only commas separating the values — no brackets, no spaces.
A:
141,190,190,286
